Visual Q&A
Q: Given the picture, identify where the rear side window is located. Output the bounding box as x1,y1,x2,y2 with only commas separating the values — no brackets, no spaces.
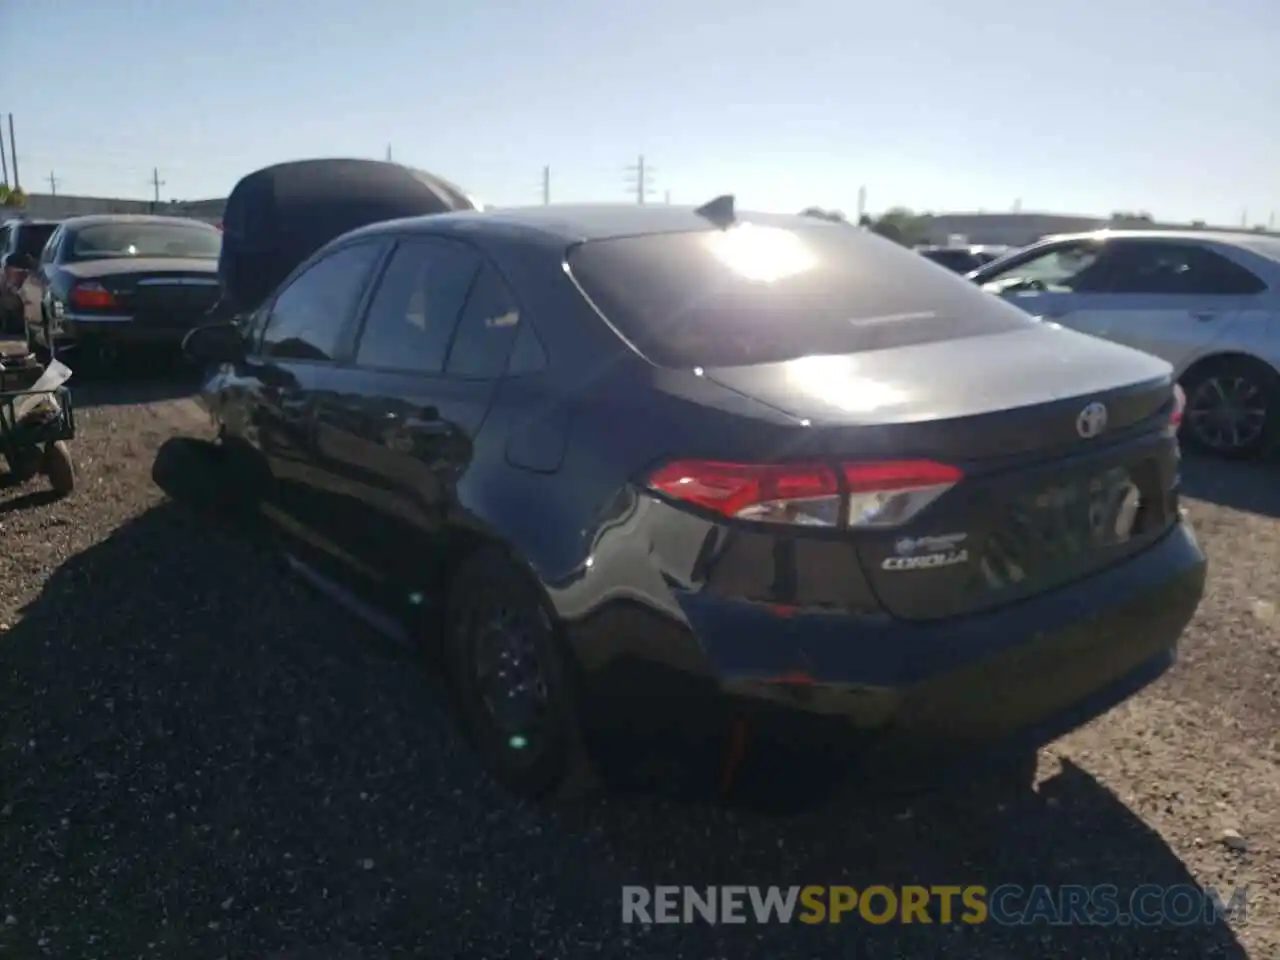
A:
444,264,524,378
39,228,63,265
355,239,481,374
568,223,1036,369
262,241,383,361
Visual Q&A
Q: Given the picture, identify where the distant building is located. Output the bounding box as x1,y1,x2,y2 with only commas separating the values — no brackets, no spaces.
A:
1,192,226,223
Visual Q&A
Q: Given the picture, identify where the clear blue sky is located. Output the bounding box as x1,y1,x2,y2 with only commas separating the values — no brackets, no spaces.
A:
2,0,1276,224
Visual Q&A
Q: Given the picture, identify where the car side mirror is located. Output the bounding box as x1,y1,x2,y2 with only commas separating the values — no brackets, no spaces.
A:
183,322,245,365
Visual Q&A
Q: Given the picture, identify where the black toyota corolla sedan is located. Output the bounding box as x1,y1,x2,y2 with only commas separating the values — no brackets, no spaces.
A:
181,198,1207,799
20,214,228,367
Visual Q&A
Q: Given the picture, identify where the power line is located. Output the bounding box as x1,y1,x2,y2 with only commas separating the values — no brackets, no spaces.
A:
624,154,656,205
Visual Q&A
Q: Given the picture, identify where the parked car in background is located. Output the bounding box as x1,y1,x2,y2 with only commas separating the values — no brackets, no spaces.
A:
18,214,229,367
0,217,60,334
916,245,989,273
181,196,1204,799
969,230,1280,459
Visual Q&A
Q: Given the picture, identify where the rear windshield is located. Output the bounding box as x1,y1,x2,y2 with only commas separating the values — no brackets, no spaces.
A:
16,224,56,257
1240,237,1280,264
68,222,222,262
568,222,1036,368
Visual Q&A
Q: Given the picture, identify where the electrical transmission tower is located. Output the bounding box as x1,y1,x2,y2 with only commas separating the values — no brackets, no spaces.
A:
624,155,656,205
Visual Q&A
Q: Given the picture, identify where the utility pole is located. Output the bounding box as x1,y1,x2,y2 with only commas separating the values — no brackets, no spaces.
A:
624,154,655,204
541,165,551,205
150,168,165,210
47,171,58,196
386,144,392,162
0,118,8,187
8,114,19,190
856,185,867,221
664,190,671,205
1012,197,1022,213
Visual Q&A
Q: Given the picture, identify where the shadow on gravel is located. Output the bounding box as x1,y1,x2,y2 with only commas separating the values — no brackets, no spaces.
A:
1179,450,1280,519
0,500,1250,959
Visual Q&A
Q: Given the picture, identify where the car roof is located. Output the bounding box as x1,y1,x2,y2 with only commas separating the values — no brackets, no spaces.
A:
342,203,826,246
56,214,220,230
2,218,60,229
1038,228,1274,247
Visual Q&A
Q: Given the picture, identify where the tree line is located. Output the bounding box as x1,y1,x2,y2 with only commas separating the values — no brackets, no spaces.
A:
799,206,929,245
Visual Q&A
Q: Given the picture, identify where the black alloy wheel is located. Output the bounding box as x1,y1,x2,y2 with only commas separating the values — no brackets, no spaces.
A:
1180,357,1280,460
445,548,592,799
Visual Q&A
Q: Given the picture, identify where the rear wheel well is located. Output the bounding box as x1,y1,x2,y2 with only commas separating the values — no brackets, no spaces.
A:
431,526,565,649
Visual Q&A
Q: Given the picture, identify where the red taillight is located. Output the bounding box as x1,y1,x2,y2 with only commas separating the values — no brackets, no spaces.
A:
645,458,963,528
69,282,119,311
1171,383,1186,428
646,460,839,525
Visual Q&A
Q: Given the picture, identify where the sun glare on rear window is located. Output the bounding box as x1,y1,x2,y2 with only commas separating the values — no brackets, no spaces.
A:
568,222,1036,369
704,224,817,283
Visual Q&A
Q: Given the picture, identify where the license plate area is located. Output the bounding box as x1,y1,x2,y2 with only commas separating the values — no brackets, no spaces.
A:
982,459,1163,590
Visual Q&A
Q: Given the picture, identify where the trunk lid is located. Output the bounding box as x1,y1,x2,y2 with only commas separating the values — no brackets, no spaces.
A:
700,323,1175,461
69,259,225,327
702,324,1182,621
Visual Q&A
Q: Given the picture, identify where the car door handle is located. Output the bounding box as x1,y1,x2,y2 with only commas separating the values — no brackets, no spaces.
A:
1191,310,1217,322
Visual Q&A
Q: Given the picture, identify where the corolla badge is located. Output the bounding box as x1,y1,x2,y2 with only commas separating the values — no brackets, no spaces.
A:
1076,401,1108,439
885,532,969,572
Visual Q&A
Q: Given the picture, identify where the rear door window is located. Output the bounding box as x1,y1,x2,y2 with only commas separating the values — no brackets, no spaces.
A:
1105,242,1267,296
568,222,1036,369
353,238,481,374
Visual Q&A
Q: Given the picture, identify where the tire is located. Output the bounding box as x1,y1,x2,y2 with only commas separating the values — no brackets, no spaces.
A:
1179,356,1280,460
445,548,594,799
5,447,43,483
41,440,75,496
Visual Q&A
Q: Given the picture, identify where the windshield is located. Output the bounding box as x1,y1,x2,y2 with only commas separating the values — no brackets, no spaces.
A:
569,221,1036,369
68,221,222,262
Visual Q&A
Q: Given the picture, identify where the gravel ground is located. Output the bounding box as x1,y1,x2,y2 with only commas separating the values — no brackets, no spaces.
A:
0,370,1277,959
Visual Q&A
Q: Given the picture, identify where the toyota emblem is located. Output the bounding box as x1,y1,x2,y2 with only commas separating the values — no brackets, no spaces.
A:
1076,401,1109,439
